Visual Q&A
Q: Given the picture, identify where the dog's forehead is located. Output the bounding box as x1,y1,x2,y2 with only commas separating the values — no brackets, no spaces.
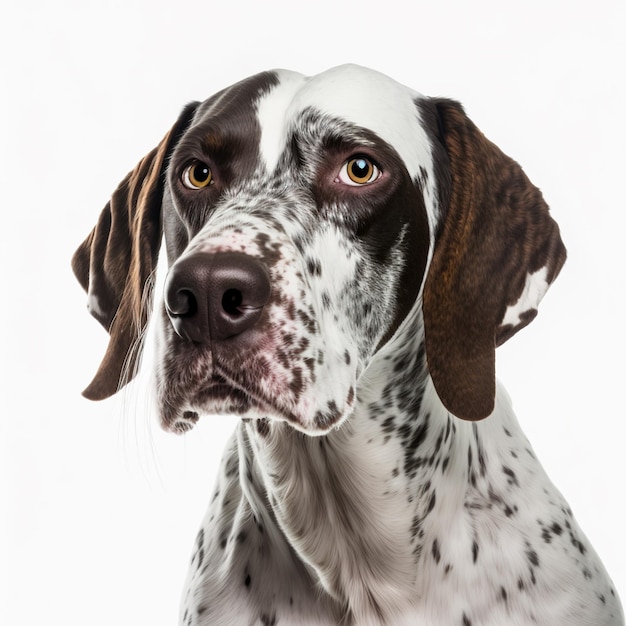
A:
255,64,434,178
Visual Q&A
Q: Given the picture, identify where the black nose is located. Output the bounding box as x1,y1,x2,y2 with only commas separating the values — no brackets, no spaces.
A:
164,252,271,343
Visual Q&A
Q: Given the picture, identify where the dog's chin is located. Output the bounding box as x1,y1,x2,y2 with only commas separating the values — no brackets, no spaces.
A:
154,340,356,435
158,380,352,436
158,380,267,434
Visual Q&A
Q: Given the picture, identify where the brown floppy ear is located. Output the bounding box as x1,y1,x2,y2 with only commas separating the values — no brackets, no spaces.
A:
423,99,567,421
72,102,198,400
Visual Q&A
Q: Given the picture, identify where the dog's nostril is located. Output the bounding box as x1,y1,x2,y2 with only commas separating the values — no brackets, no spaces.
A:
167,289,198,318
222,289,244,317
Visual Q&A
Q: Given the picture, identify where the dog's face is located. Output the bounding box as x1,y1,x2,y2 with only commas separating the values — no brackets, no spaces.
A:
72,65,566,434
156,67,436,433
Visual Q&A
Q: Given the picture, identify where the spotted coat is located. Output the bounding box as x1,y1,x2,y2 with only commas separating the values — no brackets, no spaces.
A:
73,65,623,625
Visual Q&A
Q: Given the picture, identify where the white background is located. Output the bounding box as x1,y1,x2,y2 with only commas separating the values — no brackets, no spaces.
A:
2,1,625,624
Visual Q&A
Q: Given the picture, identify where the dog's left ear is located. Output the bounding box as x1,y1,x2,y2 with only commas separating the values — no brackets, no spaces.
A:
423,99,567,421
72,102,198,401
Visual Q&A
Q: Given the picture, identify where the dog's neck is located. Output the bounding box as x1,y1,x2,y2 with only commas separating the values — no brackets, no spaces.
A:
238,311,532,622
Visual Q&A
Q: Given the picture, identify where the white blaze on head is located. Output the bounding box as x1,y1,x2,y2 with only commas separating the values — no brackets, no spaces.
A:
501,267,550,328
256,70,307,173
256,65,434,183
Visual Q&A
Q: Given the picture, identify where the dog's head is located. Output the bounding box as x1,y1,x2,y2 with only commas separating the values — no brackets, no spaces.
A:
72,65,565,433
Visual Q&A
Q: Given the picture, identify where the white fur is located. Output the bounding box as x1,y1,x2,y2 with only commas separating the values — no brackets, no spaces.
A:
257,70,307,173
501,267,549,327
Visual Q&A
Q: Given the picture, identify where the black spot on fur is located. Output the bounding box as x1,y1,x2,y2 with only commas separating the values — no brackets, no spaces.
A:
427,491,437,513
289,367,304,397
432,539,441,563
502,465,519,487
472,540,479,564
409,417,429,452
571,536,587,555
469,470,477,488
526,545,539,567
462,614,472,626
381,416,396,433
306,257,322,276
403,415,430,477
252,514,265,535
410,515,421,539
314,399,341,429
503,504,517,518
487,485,502,505
433,430,444,456
257,418,270,437
397,423,411,439
473,426,487,477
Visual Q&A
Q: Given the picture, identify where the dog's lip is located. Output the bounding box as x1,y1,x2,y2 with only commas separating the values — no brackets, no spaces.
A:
170,368,293,428
168,376,253,433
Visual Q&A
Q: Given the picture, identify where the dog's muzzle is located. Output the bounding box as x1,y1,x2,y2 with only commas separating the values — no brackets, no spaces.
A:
164,252,272,343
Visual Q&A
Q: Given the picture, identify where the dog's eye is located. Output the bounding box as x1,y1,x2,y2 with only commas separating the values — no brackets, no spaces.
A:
182,160,213,189
337,156,381,186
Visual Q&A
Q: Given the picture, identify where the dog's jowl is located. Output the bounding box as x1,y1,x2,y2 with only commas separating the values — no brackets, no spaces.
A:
73,65,623,625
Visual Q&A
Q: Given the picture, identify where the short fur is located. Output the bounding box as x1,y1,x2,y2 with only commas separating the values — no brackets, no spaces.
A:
73,65,623,625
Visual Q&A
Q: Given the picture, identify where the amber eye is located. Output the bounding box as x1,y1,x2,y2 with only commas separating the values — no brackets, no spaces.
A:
182,160,213,189
337,156,382,186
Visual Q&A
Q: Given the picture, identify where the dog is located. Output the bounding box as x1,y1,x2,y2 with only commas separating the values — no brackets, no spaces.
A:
72,65,624,625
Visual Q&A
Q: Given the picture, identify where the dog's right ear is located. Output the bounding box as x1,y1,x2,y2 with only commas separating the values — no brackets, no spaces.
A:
72,102,198,401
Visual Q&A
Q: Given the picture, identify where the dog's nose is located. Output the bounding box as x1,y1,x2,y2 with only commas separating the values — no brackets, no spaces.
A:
164,252,271,343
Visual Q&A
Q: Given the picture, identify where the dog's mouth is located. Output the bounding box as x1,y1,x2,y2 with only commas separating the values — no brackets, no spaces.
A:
157,354,295,434
155,297,356,435
166,382,253,434
157,349,354,436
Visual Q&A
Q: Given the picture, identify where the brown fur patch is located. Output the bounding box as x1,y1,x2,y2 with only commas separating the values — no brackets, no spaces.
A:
423,99,566,421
